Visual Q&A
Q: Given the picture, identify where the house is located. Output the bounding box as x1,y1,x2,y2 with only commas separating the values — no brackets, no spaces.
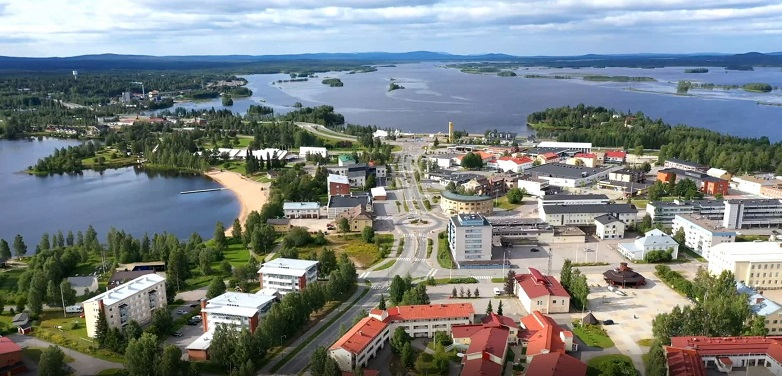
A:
594,214,626,240
496,156,534,173
664,158,708,172
657,168,730,196
11,313,32,335
370,186,387,201
525,353,587,376
458,326,510,376
706,168,731,180
0,337,26,375
536,152,560,164
67,276,99,296
609,169,645,183
568,153,597,168
617,229,679,261
83,274,167,338
266,218,292,233
336,205,374,232
338,154,356,166
736,282,782,334
519,310,577,357
329,317,390,372
328,163,387,187
258,258,319,295
327,194,373,219
283,202,320,219
666,336,782,376
514,268,571,314
604,150,627,164
452,313,520,346
328,174,351,196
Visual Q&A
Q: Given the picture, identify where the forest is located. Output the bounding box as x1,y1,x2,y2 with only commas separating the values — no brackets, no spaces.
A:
528,104,782,174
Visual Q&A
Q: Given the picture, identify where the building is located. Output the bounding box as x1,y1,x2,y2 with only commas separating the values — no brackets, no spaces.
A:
603,150,627,164
538,194,610,211
454,151,494,166
258,258,319,295
724,199,782,229
525,163,618,188
439,190,494,216
328,163,387,187
11,313,31,335
514,268,571,314
706,168,731,180
429,154,460,169
525,353,587,376
496,156,534,173
327,194,373,219
329,317,390,372
328,174,351,196
0,337,25,375
458,326,510,376
594,214,626,239
656,168,730,196
461,176,507,197
671,214,736,261
609,169,645,183
520,310,577,357
761,184,782,199
116,261,166,272
568,153,597,168
536,141,592,153
336,205,374,232
427,171,483,186
518,176,552,197
83,274,167,338
666,336,782,376
596,180,652,197
540,203,638,226
646,199,724,225
370,186,387,201
617,229,679,261
266,218,292,233
536,152,561,164
299,146,328,158
485,130,518,143
369,303,475,338
447,214,494,268
338,154,356,166
708,242,782,289
67,276,99,296
283,202,320,219
108,270,158,287
664,158,708,172
489,218,587,245
737,283,782,334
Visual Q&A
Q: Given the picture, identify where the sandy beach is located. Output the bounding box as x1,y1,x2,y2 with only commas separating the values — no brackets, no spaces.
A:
207,170,270,232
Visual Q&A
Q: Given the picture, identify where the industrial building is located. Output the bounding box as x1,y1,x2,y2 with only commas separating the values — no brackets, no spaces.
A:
524,163,619,188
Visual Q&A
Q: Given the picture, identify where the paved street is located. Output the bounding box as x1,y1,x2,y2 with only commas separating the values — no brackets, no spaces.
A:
9,334,122,376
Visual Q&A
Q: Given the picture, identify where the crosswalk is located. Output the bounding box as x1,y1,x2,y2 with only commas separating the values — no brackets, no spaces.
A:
396,257,427,262
371,285,386,290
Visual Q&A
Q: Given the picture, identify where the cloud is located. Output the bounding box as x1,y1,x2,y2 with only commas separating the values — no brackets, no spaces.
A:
0,0,780,56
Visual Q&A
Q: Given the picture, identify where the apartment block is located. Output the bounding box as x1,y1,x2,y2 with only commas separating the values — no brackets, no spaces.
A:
447,214,494,268
327,174,351,196
83,274,167,338
258,258,318,295
708,242,782,290
671,214,736,261
645,199,782,229
329,317,390,371
369,303,475,338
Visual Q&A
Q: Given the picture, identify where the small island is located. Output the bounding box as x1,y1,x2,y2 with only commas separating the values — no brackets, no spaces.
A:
582,75,656,82
497,71,517,77
222,95,234,106
388,83,405,92
322,78,344,87
684,68,709,73
743,83,773,93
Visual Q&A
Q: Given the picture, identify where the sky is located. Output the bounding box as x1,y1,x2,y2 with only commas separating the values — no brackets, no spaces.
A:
1,0,781,57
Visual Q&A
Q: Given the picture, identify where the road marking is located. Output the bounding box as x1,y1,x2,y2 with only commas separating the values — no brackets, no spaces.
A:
430,269,438,278
474,276,493,280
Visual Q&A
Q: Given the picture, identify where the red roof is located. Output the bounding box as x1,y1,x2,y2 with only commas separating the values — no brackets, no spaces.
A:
330,317,388,354
385,303,474,322
0,337,22,355
520,311,572,356
665,347,706,376
461,357,503,376
670,336,782,364
515,268,570,299
541,152,559,160
481,312,519,329
498,156,533,165
451,324,486,340
575,153,597,158
605,150,627,159
525,352,587,376
342,371,380,376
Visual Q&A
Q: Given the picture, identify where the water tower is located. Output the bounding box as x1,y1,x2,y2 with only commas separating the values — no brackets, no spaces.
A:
72,70,78,80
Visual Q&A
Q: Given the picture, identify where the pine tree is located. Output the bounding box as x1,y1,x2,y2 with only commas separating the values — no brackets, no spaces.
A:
231,218,243,240
378,294,387,310
96,309,109,348
497,301,504,316
486,300,493,314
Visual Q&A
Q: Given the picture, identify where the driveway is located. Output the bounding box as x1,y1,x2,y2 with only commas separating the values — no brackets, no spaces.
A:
9,334,122,376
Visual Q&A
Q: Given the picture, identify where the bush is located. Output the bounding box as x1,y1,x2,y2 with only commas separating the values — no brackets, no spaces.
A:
644,248,673,263
422,200,432,210
655,264,693,297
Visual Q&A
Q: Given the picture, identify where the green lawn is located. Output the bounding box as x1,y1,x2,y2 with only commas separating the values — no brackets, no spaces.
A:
637,338,655,347
677,246,706,262
436,234,455,269
491,277,505,283
374,259,396,271
296,234,393,268
222,242,255,266
0,267,24,296
33,310,126,363
572,324,615,348
587,354,637,376
96,369,127,375
494,196,521,210
23,347,76,363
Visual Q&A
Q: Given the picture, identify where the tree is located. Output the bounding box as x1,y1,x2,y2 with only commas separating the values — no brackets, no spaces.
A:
338,217,350,234
646,341,668,376
12,234,26,257
400,343,415,369
461,152,483,169
156,344,185,376
150,307,174,336
361,226,375,243
433,137,439,147
452,287,458,298
166,248,189,291
0,239,10,260
486,300,493,314
206,277,227,299
391,327,412,354
0,295,4,315
39,232,51,252
639,214,653,233
641,161,652,173
504,270,516,295
318,248,338,277
125,332,159,376
251,224,276,255
497,301,504,316
310,346,329,376
474,287,480,298
38,345,68,376
221,260,233,276
232,218,243,240
506,187,524,204
364,174,377,190
28,272,47,315
378,294,387,310
123,320,143,342
199,248,213,276
560,259,573,290
15,295,26,313
214,221,227,250
59,280,77,307
673,228,685,245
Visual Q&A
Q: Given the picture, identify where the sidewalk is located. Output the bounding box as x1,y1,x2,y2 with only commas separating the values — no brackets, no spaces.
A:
258,285,368,374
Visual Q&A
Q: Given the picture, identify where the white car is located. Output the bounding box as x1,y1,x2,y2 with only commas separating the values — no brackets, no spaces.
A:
176,309,188,314
614,290,627,296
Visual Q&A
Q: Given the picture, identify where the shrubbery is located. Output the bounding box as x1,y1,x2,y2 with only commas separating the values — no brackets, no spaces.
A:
655,264,692,297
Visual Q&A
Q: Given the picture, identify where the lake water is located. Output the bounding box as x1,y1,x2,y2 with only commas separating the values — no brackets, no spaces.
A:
167,63,782,140
0,138,239,246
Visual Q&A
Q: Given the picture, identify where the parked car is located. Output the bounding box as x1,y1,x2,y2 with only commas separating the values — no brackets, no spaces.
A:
172,332,183,337
189,304,198,308
191,316,202,322
186,321,198,326
603,320,615,325
614,290,627,296
176,309,188,314
531,248,540,252
607,285,616,292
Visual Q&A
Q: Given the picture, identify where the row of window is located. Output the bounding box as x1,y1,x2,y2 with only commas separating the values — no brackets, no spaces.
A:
751,264,782,270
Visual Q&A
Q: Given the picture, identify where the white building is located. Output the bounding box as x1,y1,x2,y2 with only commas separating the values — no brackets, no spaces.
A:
447,214,493,268
672,214,736,261
617,229,679,261
537,194,610,213
731,175,774,195
258,258,319,295
282,202,320,219
594,214,626,240
370,186,387,200
514,268,571,314
299,147,328,158
536,141,592,153
723,199,782,229
525,163,619,188
708,242,782,289
518,177,550,197
329,317,390,371
83,274,167,338
200,292,275,332
496,156,534,173
429,154,460,170
540,203,638,226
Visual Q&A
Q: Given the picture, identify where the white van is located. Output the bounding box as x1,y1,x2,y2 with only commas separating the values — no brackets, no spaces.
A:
65,305,83,313
493,288,502,296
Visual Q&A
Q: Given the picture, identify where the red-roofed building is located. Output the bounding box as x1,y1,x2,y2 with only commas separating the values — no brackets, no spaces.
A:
514,268,571,314
537,152,561,165
452,313,520,347
329,317,390,371
667,336,782,375
519,311,577,357
604,150,627,164
0,337,26,375
370,303,475,338
524,352,587,376
569,153,598,168
497,156,534,173
455,151,495,166
459,326,510,376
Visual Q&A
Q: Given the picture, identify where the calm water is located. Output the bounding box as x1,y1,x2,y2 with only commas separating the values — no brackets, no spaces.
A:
0,138,239,245
169,63,782,140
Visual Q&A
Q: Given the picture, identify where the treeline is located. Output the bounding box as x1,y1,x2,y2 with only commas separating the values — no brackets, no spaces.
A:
31,141,98,173
582,75,656,82
145,132,209,171
281,105,345,127
530,104,782,174
321,78,343,87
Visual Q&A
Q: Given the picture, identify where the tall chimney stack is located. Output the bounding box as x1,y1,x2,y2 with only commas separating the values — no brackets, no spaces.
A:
448,121,454,143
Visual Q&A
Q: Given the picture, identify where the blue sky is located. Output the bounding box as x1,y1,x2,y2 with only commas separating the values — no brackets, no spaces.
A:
1,0,781,57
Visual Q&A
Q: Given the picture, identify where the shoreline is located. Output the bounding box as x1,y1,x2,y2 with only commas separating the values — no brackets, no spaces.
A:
206,169,270,233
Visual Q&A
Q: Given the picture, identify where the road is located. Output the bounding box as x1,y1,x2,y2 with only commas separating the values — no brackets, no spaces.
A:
9,334,122,376
296,122,357,142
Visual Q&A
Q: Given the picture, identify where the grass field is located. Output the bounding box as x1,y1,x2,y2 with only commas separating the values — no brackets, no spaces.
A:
33,310,126,363
81,148,137,169
296,234,393,268
494,196,521,210
586,354,637,376
436,233,455,269
572,324,615,348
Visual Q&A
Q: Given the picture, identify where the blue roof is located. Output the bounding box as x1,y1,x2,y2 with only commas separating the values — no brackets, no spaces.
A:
737,282,782,316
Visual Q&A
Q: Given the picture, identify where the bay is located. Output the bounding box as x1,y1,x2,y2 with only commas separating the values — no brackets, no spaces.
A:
0,138,239,246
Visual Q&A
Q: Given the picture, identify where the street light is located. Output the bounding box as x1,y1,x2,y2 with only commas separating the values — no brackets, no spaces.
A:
280,335,286,346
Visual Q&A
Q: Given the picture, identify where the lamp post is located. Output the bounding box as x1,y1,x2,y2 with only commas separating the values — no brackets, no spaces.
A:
280,335,286,347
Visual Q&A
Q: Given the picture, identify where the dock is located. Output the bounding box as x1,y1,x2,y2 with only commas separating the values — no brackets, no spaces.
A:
180,188,228,195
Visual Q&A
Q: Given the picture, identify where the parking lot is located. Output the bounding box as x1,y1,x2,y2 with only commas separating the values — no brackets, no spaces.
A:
497,238,638,275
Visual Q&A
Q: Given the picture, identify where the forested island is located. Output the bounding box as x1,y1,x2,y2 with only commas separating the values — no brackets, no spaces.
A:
523,75,572,79
388,82,405,91
676,81,775,94
743,83,773,92
528,104,782,174
582,75,656,82
221,95,234,106
684,68,709,73
321,78,344,87
497,71,517,77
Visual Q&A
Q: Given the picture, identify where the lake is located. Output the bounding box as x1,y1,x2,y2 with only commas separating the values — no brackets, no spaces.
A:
0,138,239,247
166,63,782,140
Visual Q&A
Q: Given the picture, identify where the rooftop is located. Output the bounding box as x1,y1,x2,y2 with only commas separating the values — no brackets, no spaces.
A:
540,194,610,202
83,274,165,306
327,174,349,184
205,292,276,314
665,347,706,376
186,330,214,351
385,303,475,322
515,268,570,299
465,326,509,360
526,163,612,180
666,158,708,169
370,186,386,196
710,242,782,262
497,156,533,165
330,317,388,354
520,310,573,356
266,218,291,226
283,202,320,210
673,214,736,235
328,194,371,208
0,337,23,355
67,275,98,288
461,357,503,376
452,213,491,227
441,190,494,202
638,229,678,247
669,336,782,367
525,352,587,376
542,203,638,215
536,141,592,149
604,150,626,158
737,283,782,316
259,258,318,275
594,214,622,225
108,270,157,286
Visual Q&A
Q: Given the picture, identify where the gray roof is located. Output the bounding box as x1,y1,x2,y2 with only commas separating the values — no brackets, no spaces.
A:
441,190,494,202
594,214,622,225
666,158,707,168
451,213,491,227
544,203,638,215
541,194,609,201
266,218,291,225
526,163,611,180
328,194,370,208
12,313,30,325
67,276,98,288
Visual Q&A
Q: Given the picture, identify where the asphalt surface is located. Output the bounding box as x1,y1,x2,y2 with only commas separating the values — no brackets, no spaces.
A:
9,334,122,376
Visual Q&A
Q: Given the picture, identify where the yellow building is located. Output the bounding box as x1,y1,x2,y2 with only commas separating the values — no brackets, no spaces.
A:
336,205,374,232
439,191,494,215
